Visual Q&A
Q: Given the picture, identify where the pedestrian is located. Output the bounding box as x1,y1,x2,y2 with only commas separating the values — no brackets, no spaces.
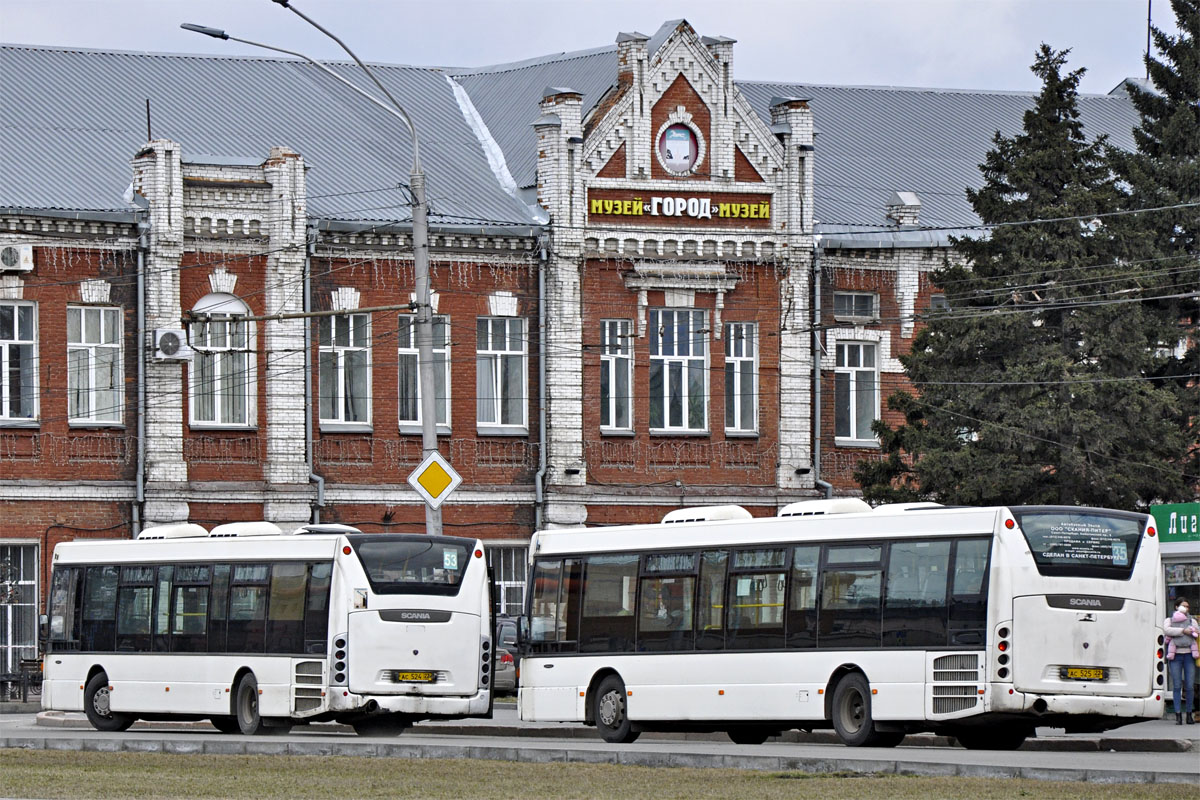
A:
1164,597,1199,725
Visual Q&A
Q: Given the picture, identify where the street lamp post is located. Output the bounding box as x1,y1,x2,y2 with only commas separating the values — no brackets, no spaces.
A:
182,9,442,536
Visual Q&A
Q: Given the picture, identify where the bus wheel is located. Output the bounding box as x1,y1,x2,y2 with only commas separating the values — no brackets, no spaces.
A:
831,673,883,747
727,728,774,745
235,674,267,735
594,675,639,744
955,724,1029,750
84,674,134,732
210,716,240,734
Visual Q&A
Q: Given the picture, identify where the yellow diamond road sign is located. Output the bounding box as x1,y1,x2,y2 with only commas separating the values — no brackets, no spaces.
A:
407,452,462,510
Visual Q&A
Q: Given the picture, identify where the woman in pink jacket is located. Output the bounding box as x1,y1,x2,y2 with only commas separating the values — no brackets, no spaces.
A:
1164,597,1199,725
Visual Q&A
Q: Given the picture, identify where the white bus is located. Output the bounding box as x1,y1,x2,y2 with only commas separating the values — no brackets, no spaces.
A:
43,522,497,735
518,502,1165,749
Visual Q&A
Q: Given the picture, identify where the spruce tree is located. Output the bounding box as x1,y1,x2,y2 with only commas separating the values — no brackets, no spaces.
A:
855,45,1192,508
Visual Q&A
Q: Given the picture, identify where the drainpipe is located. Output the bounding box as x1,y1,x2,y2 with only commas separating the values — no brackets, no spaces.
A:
534,237,549,531
304,229,324,522
812,234,833,499
133,218,149,535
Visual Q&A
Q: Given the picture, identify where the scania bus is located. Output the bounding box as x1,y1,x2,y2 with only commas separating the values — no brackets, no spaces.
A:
43,522,496,735
518,501,1164,749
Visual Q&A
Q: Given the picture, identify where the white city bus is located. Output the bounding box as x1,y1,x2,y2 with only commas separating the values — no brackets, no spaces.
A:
43,522,496,735
518,501,1165,749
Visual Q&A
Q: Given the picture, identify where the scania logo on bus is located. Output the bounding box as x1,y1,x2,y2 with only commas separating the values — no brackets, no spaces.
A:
1046,595,1124,611
379,609,453,623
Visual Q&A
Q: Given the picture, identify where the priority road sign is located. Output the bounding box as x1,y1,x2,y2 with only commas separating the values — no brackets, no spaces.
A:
407,451,462,510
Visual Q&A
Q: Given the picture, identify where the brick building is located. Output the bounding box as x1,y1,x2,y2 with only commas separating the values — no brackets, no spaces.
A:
0,22,1139,667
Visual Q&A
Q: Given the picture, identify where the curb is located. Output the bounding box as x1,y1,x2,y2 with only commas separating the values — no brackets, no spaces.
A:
27,712,1195,753
0,733,1195,785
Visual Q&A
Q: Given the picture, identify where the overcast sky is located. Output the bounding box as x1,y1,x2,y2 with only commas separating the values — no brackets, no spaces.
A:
0,0,1182,95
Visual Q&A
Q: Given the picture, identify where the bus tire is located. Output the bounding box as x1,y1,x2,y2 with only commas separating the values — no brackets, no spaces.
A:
955,724,1029,750
594,675,639,744
831,673,883,747
210,715,240,734
235,674,267,735
84,673,134,733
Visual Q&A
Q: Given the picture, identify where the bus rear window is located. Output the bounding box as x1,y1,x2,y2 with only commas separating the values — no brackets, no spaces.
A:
1012,508,1145,579
348,535,472,596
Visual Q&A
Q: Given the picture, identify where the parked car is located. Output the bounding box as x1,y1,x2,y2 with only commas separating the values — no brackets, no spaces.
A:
495,614,523,673
493,646,517,694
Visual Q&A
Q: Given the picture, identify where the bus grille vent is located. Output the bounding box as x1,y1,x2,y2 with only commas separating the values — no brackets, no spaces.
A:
931,685,980,714
932,653,980,683
294,660,324,685
294,686,324,713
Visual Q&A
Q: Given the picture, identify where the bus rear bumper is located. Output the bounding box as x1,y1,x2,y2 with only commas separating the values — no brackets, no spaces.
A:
990,689,1163,723
342,689,491,718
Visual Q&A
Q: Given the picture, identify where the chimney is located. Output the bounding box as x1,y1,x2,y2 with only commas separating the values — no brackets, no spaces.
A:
616,31,649,86
886,191,921,226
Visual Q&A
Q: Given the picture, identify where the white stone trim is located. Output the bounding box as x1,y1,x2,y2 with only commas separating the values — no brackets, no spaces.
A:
653,107,707,177
78,279,112,304
821,327,903,373
488,291,518,317
208,266,237,294
331,287,360,311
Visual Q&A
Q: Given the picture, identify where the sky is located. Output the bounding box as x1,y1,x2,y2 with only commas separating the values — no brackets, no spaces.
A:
0,0,1183,95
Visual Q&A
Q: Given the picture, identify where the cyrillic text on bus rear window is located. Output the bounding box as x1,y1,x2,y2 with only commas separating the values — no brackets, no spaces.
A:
1012,508,1144,579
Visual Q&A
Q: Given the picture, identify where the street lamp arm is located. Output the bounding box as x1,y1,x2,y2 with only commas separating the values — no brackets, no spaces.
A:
180,24,416,144
270,0,421,172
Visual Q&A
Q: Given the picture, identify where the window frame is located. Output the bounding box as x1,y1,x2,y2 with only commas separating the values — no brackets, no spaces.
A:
600,319,633,433
0,300,38,424
398,314,451,434
475,316,528,434
648,308,708,434
834,341,879,445
723,321,758,435
318,312,372,430
832,291,879,323
188,295,256,429
67,305,123,426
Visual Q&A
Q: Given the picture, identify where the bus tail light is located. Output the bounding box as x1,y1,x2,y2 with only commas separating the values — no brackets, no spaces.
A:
1147,526,1156,537
995,624,1012,681
331,633,349,686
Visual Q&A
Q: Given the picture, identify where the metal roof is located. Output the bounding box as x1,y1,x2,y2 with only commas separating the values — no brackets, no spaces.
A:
0,44,538,229
2,31,1143,241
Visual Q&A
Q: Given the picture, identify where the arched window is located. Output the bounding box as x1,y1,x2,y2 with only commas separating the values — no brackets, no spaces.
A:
189,293,254,427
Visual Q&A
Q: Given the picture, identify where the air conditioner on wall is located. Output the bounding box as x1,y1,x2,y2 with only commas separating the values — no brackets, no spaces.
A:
154,328,193,361
0,244,33,272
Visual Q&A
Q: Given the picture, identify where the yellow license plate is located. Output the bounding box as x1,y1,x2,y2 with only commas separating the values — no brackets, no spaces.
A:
1064,667,1105,680
394,671,434,683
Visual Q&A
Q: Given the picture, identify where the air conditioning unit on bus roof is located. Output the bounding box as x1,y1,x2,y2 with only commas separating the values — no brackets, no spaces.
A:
209,521,283,538
137,522,209,539
778,498,871,517
661,505,753,524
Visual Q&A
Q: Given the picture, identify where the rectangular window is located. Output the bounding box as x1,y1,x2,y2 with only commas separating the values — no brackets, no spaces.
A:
115,565,154,652
695,550,727,651
528,558,581,651
304,563,332,655
883,540,950,647
786,545,820,648
487,545,528,617
398,315,449,427
820,544,883,648
267,562,307,654
600,319,632,430
0,302,37,421
579,554,637,653
191,314,253,426
649,309,707,432
949,538,991,646
318,313,370,425
833,292,878,321
638,554,696,652
834,342,878,442
81,566,118,651
724,322,757,433
227,564,268,653
728,548,786,650
67,306,122,423
476,317,527,430
48,567,82,647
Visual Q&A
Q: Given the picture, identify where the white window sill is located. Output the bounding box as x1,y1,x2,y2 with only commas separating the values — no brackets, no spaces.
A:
398,424,452,436
834,438,881,449
0,420,39,429
476,425,529,437
320,422,374,434
724,430,759,439
189,424,258,432
600,428,635,437
649,429,710,437
69,421,125,429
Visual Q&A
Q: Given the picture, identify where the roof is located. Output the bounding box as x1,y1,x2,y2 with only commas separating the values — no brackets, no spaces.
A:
0,44,538,230
1,28,1142,240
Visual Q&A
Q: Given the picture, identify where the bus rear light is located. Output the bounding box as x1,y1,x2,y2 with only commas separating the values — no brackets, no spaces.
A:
343,545,352,555
335,673,346,683
1147,526,1156,537
998,627,1010,638
977,689,985,695
997,641,1008,652
335,637,347,649
998,667,1009,679
335,649,346,660
1009,689,1014,694
1157,649,1163,659
1158,635,1165,646
475,549,483,558
998,654,1009,665
1004,519,1015,530
1156,662,1164,672
1157,676,1164,686
335,661,346,672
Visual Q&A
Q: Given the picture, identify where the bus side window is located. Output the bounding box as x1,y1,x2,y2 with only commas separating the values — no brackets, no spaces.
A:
696,550,728,651
209,564,230,653
883,540,950,648
228,564,269,653
48,567,82,650
154,566,173,652
116,566,155,652
81,566,118,652
579,554,637,653
529,559,563,649
267,562,307,654
949,538,991,646
786,545,819,649
304,562,333,655
171,564,210,654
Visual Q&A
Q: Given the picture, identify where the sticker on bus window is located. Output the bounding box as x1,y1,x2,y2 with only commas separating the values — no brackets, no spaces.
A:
736,577,752,597
1111,541,1128,566
443,549,459,570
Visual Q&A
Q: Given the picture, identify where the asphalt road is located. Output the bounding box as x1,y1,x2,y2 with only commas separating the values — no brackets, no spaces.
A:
2,706,1197,785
